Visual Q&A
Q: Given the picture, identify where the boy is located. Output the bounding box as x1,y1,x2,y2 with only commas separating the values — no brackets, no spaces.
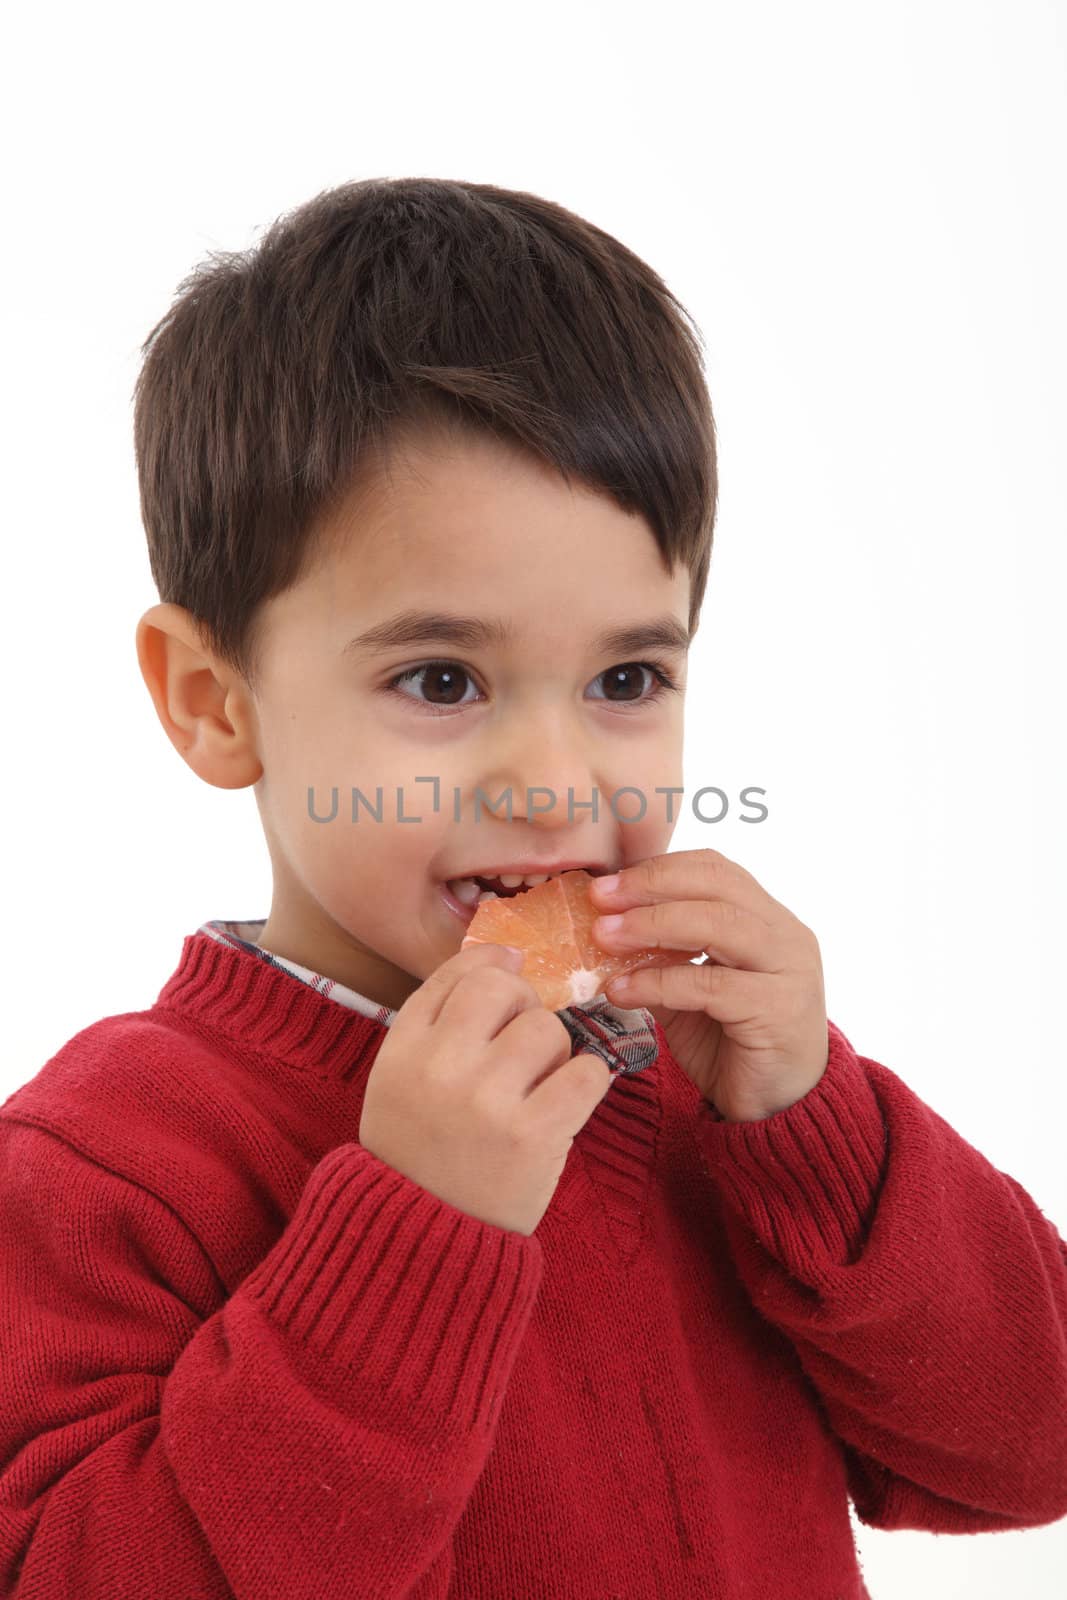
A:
2,176,1065,1599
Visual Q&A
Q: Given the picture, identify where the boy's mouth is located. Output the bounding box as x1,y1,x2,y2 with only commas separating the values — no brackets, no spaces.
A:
441,863,616,924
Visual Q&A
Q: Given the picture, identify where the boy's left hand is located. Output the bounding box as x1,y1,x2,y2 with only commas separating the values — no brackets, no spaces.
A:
590,849,829,1122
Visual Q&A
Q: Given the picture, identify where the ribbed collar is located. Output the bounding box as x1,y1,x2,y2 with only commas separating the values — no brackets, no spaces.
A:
154,926,665,1085
153,931,389,1081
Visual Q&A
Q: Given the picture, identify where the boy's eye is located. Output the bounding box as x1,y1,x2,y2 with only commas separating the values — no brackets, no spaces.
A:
389,662,479,709
588,663,679,704
383,660,680,715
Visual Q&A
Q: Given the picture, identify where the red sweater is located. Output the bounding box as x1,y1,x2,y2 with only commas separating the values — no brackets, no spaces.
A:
2,928,1066,1599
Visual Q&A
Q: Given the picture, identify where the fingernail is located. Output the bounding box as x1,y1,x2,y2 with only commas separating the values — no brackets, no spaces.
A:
596,873,621,895
596,914,625,935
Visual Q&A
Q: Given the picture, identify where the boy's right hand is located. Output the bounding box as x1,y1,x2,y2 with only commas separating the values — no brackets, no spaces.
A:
358,943,614,1237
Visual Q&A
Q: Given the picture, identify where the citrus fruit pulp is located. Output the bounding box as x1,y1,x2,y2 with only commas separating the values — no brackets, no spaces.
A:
460,868,695,1011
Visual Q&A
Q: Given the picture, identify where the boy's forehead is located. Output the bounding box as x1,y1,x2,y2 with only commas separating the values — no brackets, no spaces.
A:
325,540,690,657
301,424,691,642
318,438,674,573
319,421,665,551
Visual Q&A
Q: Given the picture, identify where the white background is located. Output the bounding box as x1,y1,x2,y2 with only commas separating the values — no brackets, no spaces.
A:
2,0,1065,1592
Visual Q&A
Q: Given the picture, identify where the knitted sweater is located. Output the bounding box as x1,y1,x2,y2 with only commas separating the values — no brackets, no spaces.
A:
2,923,1066,1600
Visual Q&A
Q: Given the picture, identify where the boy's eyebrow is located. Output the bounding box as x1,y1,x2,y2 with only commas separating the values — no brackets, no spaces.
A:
343,610,691,659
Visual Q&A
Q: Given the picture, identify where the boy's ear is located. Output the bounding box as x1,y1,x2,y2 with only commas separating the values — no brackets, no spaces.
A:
135,603,263,791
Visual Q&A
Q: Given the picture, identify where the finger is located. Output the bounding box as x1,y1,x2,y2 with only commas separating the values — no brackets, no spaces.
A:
604,957,777,1023
398,942,527,1031
438,961,546,1045
590,848,781,924
528,1050,615,1126
594,897,792,971
502,1006,577,1093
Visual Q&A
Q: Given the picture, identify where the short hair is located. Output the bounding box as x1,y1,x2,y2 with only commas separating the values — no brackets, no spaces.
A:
133,177,718,692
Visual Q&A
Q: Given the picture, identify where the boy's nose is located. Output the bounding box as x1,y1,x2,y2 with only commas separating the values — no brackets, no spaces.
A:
485,764,601,825
481,727,601,824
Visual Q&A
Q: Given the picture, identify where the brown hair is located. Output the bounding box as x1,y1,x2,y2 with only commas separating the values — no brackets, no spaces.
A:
133,177,718,692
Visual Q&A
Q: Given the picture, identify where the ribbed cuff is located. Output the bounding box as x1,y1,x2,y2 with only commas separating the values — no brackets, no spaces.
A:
695,1020,888,1273
242,1142,543,1436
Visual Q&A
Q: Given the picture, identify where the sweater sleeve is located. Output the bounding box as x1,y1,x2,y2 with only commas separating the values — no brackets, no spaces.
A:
0,1116,542,1599
692,1018,1067,1534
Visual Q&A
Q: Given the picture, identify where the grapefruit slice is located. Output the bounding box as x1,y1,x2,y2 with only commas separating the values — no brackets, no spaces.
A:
460,868,695,1010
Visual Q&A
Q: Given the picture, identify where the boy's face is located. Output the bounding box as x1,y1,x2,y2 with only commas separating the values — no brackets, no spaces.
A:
141,426,691,1012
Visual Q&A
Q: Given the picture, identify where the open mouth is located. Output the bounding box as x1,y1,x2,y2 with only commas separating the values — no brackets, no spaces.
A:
441,865,615,923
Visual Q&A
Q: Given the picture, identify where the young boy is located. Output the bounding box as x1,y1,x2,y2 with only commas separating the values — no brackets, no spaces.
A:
2,177,1065,1600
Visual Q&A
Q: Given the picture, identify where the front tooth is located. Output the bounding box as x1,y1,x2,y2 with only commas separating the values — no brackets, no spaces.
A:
498,874,525,888
477,889,499,903
449,877,482,905
523,874,550,886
